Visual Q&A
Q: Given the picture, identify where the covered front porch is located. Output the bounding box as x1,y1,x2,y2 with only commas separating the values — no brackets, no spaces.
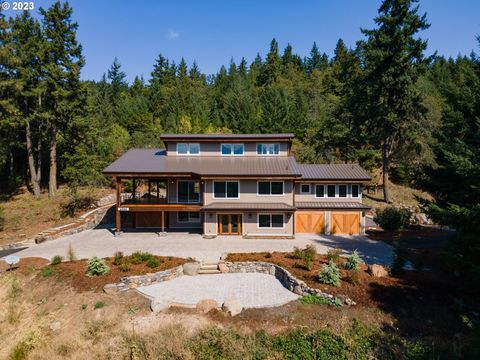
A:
114,176,203,233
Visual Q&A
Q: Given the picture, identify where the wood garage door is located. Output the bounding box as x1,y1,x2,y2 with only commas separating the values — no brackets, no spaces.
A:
136,212,164,228
331,212,360,235
295,211,325,234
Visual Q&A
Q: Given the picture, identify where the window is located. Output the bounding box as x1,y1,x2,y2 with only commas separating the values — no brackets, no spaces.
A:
258,214,284,228
339,185,347,198
351,184,360,198
327,184,336,198
177,180,200,203
221,143,244,156
178,212,200,223
256,143,280,155
257,181,284,195
315,184,324,198
176,143,200,155
300,184,310,194
213,181,239,199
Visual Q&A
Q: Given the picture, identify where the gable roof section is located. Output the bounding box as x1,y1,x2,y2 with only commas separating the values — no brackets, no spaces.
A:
103,149,301,177
297,164,371,181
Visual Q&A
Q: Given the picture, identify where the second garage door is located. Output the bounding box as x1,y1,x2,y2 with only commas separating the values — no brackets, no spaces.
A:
295,211,325,234
331,211,360,235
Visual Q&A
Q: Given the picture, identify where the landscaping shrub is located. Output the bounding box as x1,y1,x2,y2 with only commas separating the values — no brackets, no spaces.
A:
67,243,76,261
86,257,110,277
391,242,408,275
41,266,54,277
326,248,342,264
146,257,160,268
374,206,411,232
51,255,63,265
113,251,124,265
318,261,341,287
129,251,154,265
345,269,361,285
81,304,88,310
344,250,363,271
118,261,131,272
264,252,272,259
300,294,342,306
292,245,317,270
94,301,105,309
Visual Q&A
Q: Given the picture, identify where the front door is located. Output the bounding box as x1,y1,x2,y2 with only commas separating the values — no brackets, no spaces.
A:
218,214,242,235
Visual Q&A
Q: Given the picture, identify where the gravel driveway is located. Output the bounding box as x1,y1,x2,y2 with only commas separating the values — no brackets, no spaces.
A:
137,273,300,309
11,226,392,265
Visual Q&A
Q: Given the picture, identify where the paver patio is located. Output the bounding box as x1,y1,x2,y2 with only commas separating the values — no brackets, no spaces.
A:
138,272,300,308
11,225,392,265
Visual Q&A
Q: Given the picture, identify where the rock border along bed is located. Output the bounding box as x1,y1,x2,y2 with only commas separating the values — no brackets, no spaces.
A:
104,261,355,306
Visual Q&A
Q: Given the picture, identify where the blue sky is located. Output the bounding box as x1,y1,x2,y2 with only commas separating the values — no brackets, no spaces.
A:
18,0,480,82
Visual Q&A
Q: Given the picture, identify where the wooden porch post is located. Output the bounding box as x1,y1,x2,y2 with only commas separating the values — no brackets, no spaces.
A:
161,211,165,233
116,177,122,233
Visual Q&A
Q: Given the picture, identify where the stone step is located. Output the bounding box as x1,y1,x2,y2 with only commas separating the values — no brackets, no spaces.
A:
200,264,219,270
198,269,221,275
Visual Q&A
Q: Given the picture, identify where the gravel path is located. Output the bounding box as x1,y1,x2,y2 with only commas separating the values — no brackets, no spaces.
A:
10,226,392,265
137,273,300,308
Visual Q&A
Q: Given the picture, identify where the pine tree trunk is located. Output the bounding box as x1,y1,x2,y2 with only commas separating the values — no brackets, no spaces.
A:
25,120,41,198
382,140,391,204
48,123,57,197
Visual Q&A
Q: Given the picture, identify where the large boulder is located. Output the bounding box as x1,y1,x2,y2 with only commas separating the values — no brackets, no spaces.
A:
196,299,219,314
368,264,389,278
150,299,171,314
183,262,201,276
222,297,243,316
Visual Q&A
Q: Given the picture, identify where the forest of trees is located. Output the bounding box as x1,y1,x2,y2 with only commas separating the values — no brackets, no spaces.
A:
0,1,479,284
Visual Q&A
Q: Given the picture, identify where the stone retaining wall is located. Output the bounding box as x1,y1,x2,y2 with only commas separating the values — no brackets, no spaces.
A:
222,261,355,306
103,265,184,294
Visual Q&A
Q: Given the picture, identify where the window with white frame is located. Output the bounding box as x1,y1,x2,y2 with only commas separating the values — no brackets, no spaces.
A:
213,181,239,199
256,143,280,155
178,211,200,223
315,184,325,198
300,184,310,194
327,184,336,198
351,184,360,198
258,181,284,195
176,143,200,155
338,184,347,198
221,143,244,156
258,214,284,228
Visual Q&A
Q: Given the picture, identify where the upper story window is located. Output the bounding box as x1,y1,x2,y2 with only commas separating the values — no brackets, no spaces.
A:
213,181,239,199
327,185,336,198
338,184,347,198
300,184,311,194
177,180,200,203
257,143,280,155
315,184,324,198
258,181,284,196
176,143,200,155
221,143,244,156
351,184,360,198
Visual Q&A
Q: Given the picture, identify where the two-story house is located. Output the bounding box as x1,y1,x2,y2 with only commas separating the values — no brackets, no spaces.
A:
103,133,371,237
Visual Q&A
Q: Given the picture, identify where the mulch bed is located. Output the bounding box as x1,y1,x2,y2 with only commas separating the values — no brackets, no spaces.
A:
0,257,49,274
43,256,188,292
225,252,453,308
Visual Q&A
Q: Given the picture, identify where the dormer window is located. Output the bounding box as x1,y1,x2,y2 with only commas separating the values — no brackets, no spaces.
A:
257,143,280,155
221,143,244,156
176,143,200,155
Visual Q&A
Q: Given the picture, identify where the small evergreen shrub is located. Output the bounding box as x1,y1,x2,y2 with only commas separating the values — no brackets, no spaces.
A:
326,248,342,263
318,261,341,287
344,250,363,271
374,206,411,232
41,266,54,278
85,257,110,277
113,251,124,265
94,301,105,309
129,251,154,264
146,257,160,268
50,255,63,266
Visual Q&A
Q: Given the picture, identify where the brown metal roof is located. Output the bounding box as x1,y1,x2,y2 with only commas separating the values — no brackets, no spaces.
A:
296,201,371,210
160,133,294,141
202,202,296,211
297,164,371,181
103,149,301,177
